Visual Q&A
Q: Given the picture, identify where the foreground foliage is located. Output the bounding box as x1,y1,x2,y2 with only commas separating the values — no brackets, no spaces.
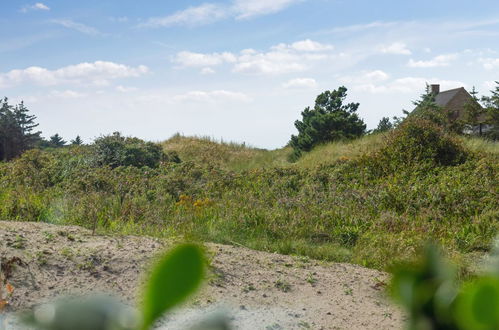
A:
22,244,214,330
0,119,497,271
391,241,499,330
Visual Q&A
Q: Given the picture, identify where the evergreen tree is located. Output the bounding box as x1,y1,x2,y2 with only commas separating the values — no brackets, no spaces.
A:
481,81,499,139
71,135,83,145
289,87,366,159
0,98,41,161
372,117,393,133
49,134,66,147
464,86,485,134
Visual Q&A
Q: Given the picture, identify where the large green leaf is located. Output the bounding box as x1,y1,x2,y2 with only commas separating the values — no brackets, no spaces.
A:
456,277,499,330
141,244,205,330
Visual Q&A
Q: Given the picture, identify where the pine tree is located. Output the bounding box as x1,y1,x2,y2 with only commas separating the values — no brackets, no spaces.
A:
481,81,499,139
372,117,393,133
49,134,66,147
71,135,83,145
464,86,484,134
0,98,41,161
289,87,366,159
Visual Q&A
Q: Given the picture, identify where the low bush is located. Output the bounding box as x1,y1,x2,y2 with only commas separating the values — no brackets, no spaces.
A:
93,132,164,169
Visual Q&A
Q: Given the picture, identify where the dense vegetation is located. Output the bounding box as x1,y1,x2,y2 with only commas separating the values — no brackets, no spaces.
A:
0,119,497,272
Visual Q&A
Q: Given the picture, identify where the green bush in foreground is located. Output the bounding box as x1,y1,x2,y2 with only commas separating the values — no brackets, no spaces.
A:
391,241,499,330
21,244,224,330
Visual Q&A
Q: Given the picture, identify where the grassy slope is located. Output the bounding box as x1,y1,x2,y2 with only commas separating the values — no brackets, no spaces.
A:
161,133,389,171
1,132,497,273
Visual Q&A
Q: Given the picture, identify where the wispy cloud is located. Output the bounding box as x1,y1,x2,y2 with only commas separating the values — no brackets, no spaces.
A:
173,39,334,75
21,2,50,13
479,57,499,70
139,0,304,28
173,90,252,103
0,61,149,88
379,42,411,55
282,78,317,89
173,51,237,67
408,54,458,68
318,21,399,35
50,19,104,36
232,0,303,20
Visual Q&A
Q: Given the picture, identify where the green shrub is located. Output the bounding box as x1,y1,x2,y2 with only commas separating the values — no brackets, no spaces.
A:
93,132,164,169
371,117,468,174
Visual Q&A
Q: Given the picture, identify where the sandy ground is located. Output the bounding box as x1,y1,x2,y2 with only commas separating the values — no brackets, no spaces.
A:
0,221,404,329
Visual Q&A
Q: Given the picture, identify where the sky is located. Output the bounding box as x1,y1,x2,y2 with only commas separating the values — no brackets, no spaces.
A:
1,0,499,149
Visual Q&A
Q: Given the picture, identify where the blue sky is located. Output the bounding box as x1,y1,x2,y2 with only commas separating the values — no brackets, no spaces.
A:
1,0,499,148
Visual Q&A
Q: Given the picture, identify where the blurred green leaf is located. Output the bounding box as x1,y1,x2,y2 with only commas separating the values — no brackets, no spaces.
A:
456,277,499,330
141,244,205,330
390,244,458,329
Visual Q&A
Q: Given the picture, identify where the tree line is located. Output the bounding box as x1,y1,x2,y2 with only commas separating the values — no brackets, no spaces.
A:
0,98,83,161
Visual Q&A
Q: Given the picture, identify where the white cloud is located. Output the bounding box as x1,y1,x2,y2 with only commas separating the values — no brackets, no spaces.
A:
0,61,149,88
283,78,317,89
116,85,138,93
49,90,86,99
174,39,334,75
174,51,237,67
233,50,306,74
139,0,303,28
273,39,333,52
138,4,229,28
407,54,458,68
379,42,411,55
173,90,252,103
364,70,390,82
201,67,216,75
479,57,499,70
233,0,303,19
340,70,390,85
321,21,399,35
50,19,104,36
21,2,50,13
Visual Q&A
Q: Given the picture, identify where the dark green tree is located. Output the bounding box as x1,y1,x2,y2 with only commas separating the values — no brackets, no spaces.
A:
0,98,41,161
464,86,485,135
71,135,83,145
49,134,66,147
372,117,393,133
481,81,499,139
289,87,366,159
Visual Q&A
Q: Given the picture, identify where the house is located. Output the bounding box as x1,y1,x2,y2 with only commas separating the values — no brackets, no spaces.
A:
428,84,490,135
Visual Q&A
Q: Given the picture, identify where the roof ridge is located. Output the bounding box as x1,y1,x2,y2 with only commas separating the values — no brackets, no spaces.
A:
437,87,465,94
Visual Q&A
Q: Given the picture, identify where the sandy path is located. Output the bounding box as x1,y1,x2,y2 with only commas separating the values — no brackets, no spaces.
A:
0,221,404,329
